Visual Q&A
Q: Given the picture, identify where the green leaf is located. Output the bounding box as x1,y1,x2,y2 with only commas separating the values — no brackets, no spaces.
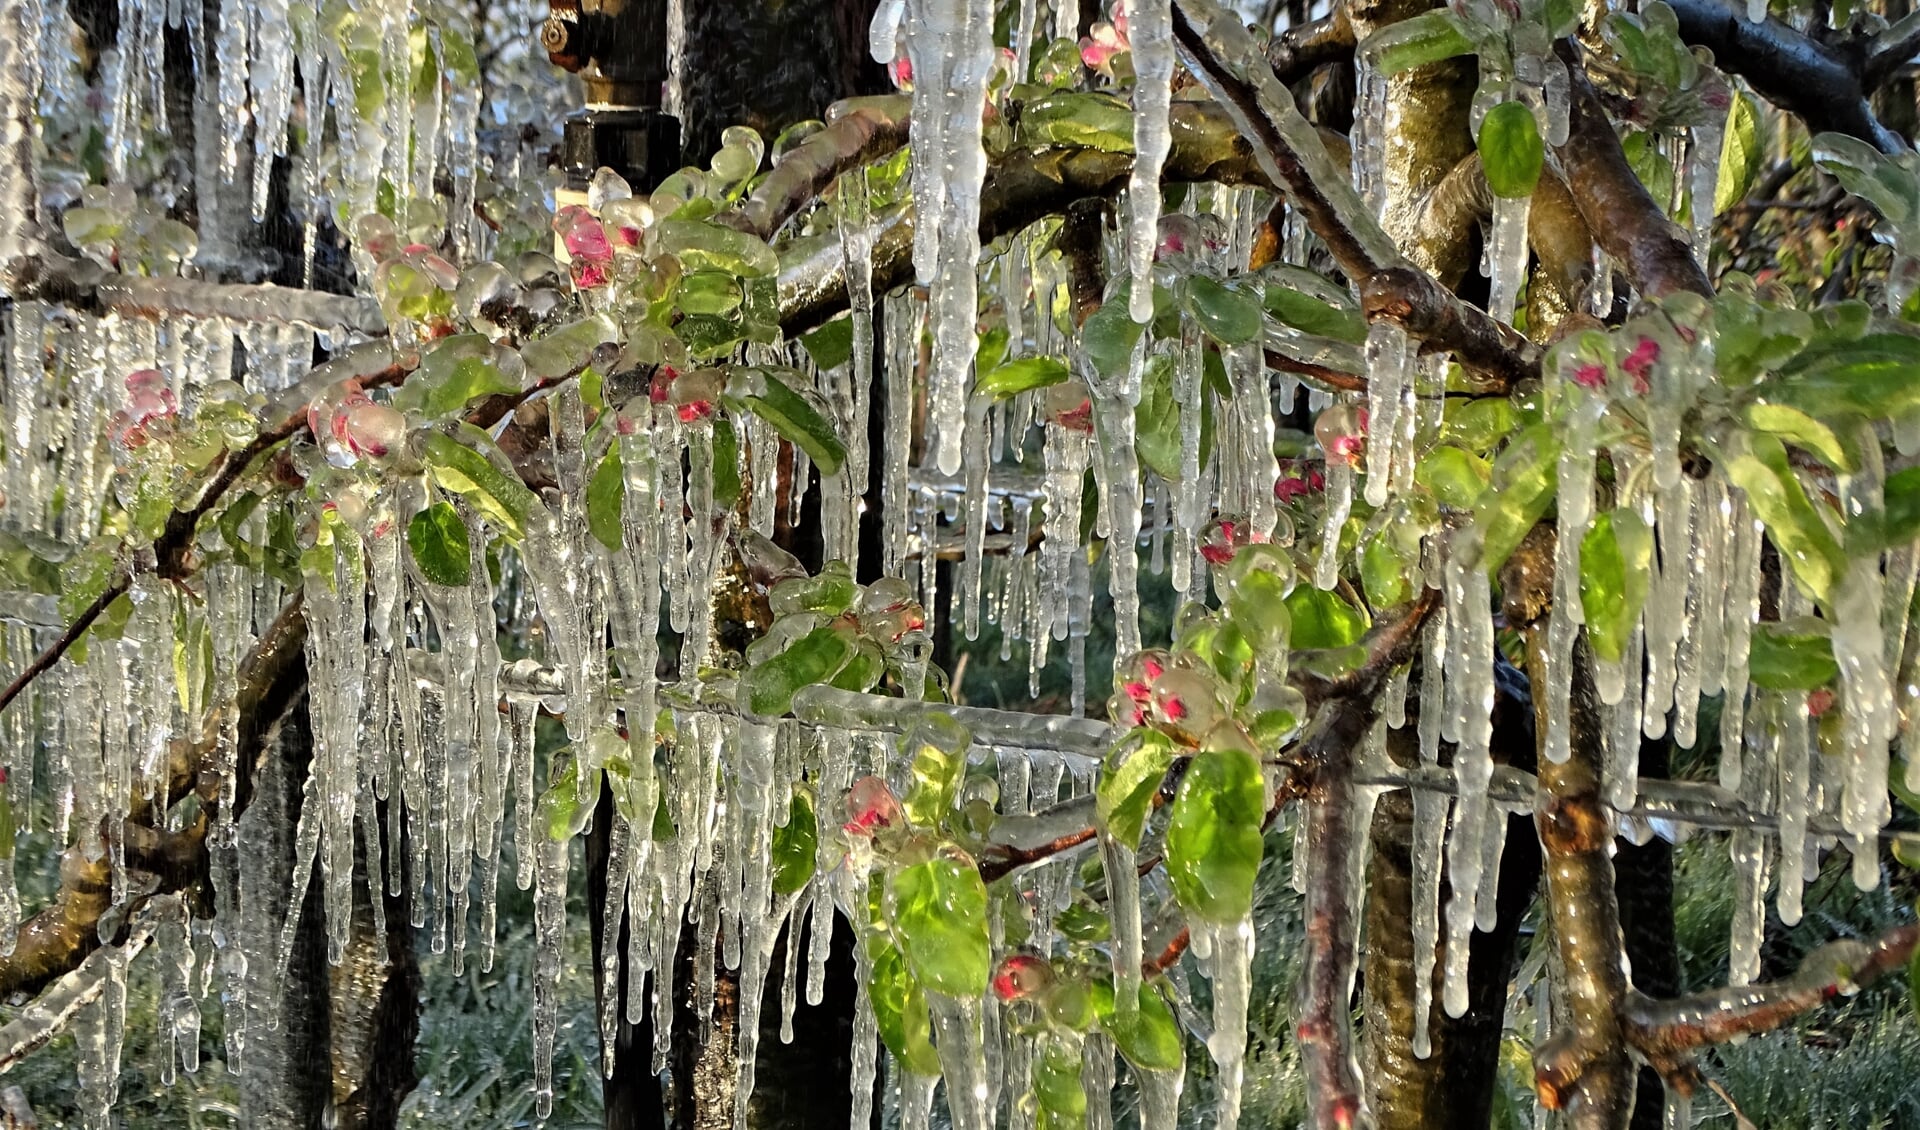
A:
891,857,991,997
1884,465,1920,547
1715,93,1763,216
1478,101,1545,200
679,270,744,316
867,937,944,1075
1097,730,1177,850
1103,983,1183,1072
1813,132,1919,230
588,449,625,553
977,356,1071,401
537,758,595,841
655,218,778,277
1744,402,1856,473
1622,131,1675,217
1284,585,1370,650
1264,285,1366,344
1018,91,1135,152
1082,282,1148,379
771,788,818,896
724,368,847,476
742,625,856,717
1469,425,1560,573
800,317,855,371
1580,511,1652,665
1760,333,1920,421
901,715,973,829
1366,8,1474,75
1723,432,1845,606
392,342,520,418
1033,1033,1089,1117
1182,277,1263,346
420,428,540,540
1748,618,1840,690
1415,445,1491,508
1165,746,1265,923
1440,398,1518,454
407,501,473,587
1361,535,1413,608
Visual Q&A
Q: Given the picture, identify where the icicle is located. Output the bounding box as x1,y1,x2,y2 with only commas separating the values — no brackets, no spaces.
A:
1409,788,1447,1059
1314,457,1353,590
0,0,40,270
1545,398,1601,763
1441,554,1493,1018
1486,194,1530,326
1362,323,1409,507
1127,0,1174,323
532,824,570,1121
1775,691,1811,926
1196,916,1255,1130
1643,479,1692,738
1474,805,1508,933
903,0,993,475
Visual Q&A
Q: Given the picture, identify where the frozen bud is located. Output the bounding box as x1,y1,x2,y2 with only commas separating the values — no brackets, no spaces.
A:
888,54,914,89
1198,517,1249,567
353,213,403,263
1080,18,1128,74
666,367,723,425
1314,402,1365,464
1111,648,1172,726
1155,214,1202,262
1620,336,1659,394
1042,379,1094,433
600,198,655,251
1149,666,1223,745
341,399,406,462
843,776,904,836
991,954,1055,1002
586,167,632,212
712,126,765,184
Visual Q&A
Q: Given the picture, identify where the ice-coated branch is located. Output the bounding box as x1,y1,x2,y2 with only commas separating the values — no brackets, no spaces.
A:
0,895,176,1072
6,253,386,332
1264,7,1355,86
722,96,912,242
1864,13,1920,90
1504,530,1636,1130
1294,699,1377,1130
1620,923,1920,1078
1169,0,1537,393
0,575,128,720
1292,587,1439,707
1665,0,1906,153
1553,50,1714,302
776,100,1272,335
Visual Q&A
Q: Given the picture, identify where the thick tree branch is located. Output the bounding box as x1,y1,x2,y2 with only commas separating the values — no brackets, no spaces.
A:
1865,14,1920,90
1265,7,1356,86
1666,0,1905,153
1505,529,1635,1130
1554,49,1714,301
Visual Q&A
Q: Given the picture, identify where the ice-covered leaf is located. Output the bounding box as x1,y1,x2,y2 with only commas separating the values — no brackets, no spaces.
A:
1083,281,1148,378
655,218,779,277
1366,8,1474,75
902,715,972,829
407,501,473,587
1102,983,1183,1072
1033,1033,1089,1118
588,449,624,553
393,339,521,418
1723,432,1844,606
420,428,540,540
1747,618,1839,690
724,368,847,476
1361,535,1414,609
891,857,991,997
1764,333,1920,421
1470,425,1560,573
1715,93,1762,217
1097,730,1177,850
771,788,818,896
1165,746,1265,923
1416,445,1490,508
1183,277,1263,346
1018,91,1135,152
1744,402,1856,473
977,356,1071,401
1812,133,1920,231
742,625,855,717
1478,101,1545,200
1580,510,1652,665
1882,465,1920,547
1284,584,1369,650
1264,284,1366,344
800,317,854,371
867,936,944,1075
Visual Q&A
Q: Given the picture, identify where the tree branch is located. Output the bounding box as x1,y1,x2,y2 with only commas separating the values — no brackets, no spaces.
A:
1865,13,1920,91
1264,7,1356,86
4,253,386,332
1666,0,1905,153
1554,47,1715,301
1621,924,1920,1080
722,96,912,242
1505,529,1636,1130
